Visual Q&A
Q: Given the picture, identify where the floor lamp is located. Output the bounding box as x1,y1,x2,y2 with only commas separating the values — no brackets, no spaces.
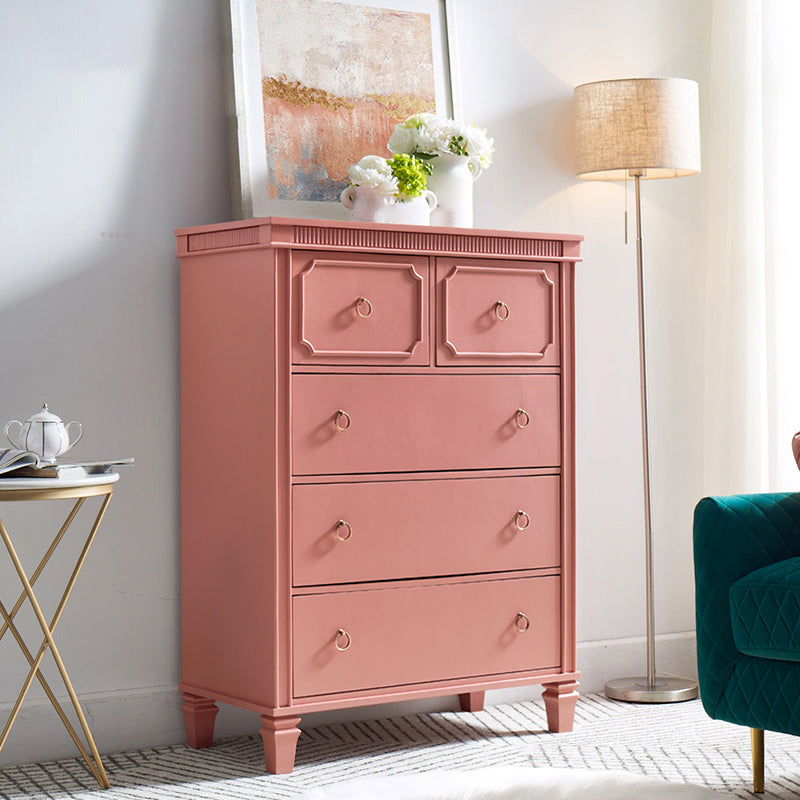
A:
574,78,701,703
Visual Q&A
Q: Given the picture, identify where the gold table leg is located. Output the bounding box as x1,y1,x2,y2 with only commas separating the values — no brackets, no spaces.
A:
0,601,103,785
0,499,99,781
0,494,113,788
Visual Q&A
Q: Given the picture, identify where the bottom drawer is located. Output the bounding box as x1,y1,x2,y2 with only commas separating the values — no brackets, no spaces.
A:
292,576,560,698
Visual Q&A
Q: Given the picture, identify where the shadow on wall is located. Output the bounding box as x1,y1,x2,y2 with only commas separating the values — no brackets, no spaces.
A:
0,0,231,734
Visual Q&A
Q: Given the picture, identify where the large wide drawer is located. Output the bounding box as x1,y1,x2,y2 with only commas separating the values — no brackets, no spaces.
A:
437,258,560,366
291,374,561,475
292,250,429,366
293,475,560,586
292,576,561,697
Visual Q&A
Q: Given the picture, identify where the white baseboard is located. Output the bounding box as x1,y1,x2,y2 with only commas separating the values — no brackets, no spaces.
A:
0,632,698,766
575,630,699,695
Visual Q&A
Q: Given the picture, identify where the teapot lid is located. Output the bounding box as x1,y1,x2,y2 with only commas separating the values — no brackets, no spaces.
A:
27,403,63,423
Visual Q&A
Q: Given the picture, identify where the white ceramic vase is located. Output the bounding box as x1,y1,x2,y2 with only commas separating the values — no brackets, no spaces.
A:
426,152,483,228
340,186,437,225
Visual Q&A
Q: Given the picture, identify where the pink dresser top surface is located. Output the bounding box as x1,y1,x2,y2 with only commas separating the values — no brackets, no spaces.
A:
175,216,585,247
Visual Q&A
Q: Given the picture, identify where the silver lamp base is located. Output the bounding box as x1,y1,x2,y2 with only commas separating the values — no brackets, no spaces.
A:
605,676,699,704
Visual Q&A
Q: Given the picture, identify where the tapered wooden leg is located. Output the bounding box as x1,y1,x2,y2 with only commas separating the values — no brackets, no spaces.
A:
542,680,579,732
180,692,219,749
459,691,485,712
260,714,301,774
751,728,764,793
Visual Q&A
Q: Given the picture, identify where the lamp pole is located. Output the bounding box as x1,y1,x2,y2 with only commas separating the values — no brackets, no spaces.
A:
604,172,698,703
633,171,658,690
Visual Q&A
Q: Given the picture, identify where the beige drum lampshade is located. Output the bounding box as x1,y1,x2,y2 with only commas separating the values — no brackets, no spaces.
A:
574,77,701,180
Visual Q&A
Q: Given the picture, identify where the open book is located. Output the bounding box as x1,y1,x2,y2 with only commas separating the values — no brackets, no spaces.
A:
0,449,134,478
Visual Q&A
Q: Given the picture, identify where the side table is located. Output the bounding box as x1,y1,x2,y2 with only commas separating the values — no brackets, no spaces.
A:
0,473,119,788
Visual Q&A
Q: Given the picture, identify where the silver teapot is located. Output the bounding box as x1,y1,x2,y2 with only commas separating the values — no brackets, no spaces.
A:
4,404,83,462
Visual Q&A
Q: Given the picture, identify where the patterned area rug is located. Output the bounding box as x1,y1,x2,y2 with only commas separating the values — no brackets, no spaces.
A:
1,693,799,799
296,766,725,799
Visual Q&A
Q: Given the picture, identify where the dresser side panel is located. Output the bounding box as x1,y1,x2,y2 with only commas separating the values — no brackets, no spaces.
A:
180,247,282,706
559,261,577,673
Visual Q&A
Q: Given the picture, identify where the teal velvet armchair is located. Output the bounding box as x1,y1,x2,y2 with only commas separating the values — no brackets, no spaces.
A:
694,492,800,793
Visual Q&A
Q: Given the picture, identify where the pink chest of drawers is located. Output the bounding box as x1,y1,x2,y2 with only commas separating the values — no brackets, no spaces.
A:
175,218,583,774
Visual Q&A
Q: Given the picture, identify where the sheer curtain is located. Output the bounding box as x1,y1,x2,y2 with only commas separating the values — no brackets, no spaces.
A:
702,0,800,495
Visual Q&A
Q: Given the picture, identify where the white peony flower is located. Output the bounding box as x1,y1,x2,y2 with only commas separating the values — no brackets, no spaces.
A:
430,118,461,154
352,155,391,174
387,124,416,155
388,112,440,155
410,119,439,154
385,114,494,170
463,124,495,169
347,155,398,196
405,112,438,131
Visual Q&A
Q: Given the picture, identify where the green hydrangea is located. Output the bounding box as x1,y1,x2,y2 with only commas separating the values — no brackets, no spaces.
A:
387,153,430,199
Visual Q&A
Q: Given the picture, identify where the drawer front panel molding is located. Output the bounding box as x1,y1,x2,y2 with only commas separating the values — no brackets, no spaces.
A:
292,251,429,365
292,576,561,698
292,475,561,586
438,258,560,366
176,217,582,774
292,374,561,475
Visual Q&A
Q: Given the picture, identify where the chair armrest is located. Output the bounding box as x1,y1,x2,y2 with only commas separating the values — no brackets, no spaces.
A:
693,492,800,714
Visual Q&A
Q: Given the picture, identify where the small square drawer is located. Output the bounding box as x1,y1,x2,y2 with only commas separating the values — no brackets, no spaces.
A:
292,250,429,366
293,475,560,586
436,258,560,366
292,576,561,698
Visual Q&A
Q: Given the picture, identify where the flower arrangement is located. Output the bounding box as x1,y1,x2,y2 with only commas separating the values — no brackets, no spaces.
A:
347,153,432,201
387,113,495,173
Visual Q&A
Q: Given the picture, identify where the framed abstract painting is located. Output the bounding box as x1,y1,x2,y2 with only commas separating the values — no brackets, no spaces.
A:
224,0,459,219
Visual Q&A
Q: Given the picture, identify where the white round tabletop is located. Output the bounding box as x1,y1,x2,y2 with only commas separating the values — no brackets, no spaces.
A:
0,472,120,491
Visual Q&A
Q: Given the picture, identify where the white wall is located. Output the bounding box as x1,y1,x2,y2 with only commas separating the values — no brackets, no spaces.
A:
454,0,711,644
0,0,712,764
0,0,231,762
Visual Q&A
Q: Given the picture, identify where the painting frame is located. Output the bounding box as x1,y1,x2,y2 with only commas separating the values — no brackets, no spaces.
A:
223,0,460,220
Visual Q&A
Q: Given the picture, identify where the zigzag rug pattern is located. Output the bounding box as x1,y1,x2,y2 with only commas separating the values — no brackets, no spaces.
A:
1,694,799,799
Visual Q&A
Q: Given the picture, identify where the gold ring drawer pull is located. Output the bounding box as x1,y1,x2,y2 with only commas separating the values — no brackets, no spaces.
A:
334,628,352,651
335,520,353,542
514,612,531,633
355,297,373,318
514,510,531,531
334,409,351,431
494,300,510,321
514,408,530,429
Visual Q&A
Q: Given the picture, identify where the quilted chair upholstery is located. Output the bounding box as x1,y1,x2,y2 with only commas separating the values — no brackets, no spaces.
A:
694,492,800,792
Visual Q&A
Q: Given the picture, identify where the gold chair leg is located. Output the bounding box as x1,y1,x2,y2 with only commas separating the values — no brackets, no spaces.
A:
751,728,764,793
